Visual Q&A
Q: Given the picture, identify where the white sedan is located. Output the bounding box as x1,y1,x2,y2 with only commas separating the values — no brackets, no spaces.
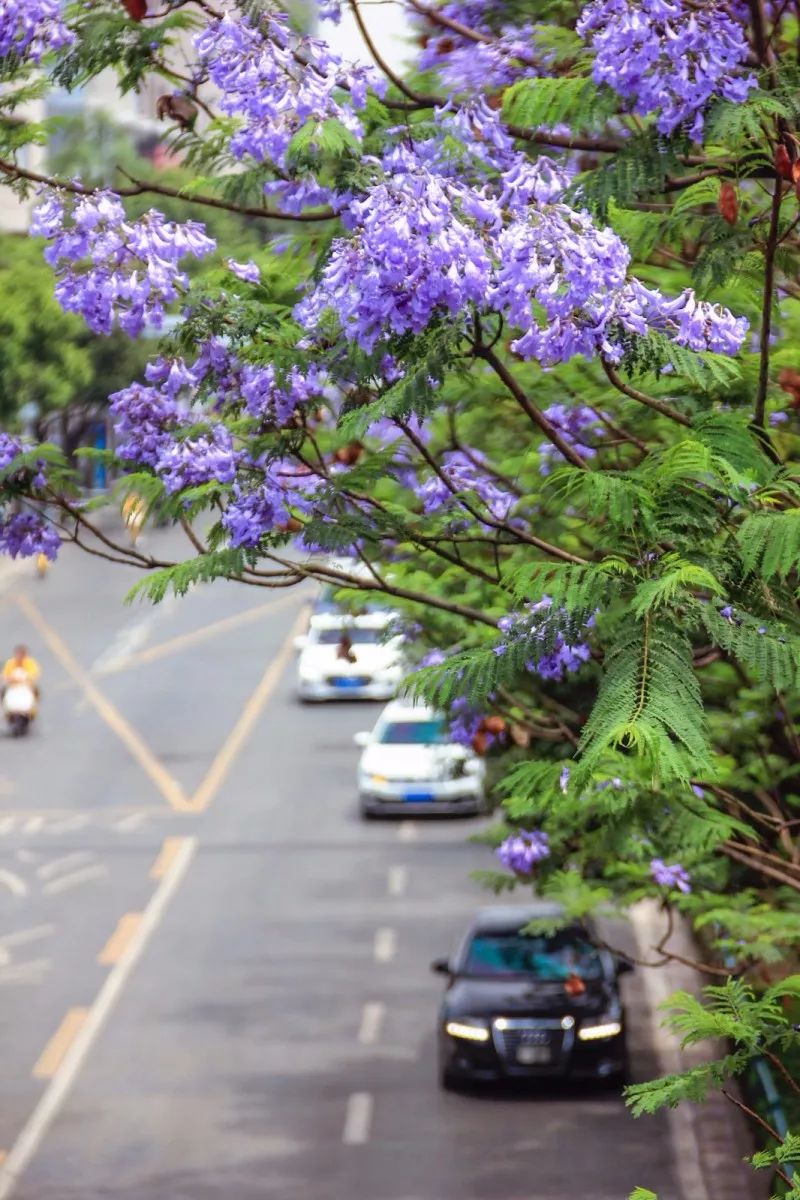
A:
295,613,404,701
355,700,486,817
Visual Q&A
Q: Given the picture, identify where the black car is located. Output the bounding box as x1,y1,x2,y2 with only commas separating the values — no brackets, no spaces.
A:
433,903,632,1089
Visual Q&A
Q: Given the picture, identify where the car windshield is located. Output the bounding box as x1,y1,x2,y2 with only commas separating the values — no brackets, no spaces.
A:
314,627,385,646
463,930,604,980
377,719,448,745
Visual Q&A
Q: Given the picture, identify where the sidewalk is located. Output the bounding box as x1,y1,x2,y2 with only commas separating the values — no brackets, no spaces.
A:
631,901,767,1200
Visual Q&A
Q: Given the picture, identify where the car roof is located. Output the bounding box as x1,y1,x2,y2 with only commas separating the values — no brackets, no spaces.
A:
376,698,440,722
469,903,570,934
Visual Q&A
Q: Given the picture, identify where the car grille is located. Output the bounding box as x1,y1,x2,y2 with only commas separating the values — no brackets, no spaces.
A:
492,1018,570,1063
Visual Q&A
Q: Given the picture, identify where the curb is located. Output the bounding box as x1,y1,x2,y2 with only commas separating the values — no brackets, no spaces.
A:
630,901,767,1200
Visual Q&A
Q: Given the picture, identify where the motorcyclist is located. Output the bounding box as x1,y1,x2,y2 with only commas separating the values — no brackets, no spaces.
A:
2,645,41,697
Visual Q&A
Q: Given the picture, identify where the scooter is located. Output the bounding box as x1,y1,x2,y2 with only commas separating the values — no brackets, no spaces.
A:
3,670,37,737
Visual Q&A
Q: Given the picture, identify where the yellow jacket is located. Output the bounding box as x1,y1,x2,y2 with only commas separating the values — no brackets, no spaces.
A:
2,656,40,684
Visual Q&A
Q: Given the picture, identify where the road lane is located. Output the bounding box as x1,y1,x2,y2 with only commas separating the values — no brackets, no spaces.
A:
0,535,684,1199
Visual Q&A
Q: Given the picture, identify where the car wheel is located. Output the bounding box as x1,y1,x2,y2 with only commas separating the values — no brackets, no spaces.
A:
359,801,377,820
438,1060,462,1091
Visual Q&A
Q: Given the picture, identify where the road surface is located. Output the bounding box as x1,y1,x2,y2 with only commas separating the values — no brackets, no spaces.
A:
0,528,682,1200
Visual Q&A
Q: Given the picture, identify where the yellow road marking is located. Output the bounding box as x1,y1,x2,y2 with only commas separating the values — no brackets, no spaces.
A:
32,1010,89,1080
97,913,143,965
100,589,305,675
15,595,192,813
0,1153,6,1167
188,605,310,813
149,837,186,881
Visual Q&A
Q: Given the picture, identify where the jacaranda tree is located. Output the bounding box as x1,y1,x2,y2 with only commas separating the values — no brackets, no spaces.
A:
1,1,799,1191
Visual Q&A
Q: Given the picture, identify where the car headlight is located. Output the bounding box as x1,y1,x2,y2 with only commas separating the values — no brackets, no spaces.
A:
445,1018,490,1042
578,1015,622,1041
369,774,388,786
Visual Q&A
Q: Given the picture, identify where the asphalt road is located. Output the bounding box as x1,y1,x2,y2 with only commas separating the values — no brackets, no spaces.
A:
0,527,683,1200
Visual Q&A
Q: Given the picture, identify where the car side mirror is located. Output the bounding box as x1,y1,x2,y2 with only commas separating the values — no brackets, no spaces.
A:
293,635,308,652
430,957,451,975
353,731,371,748
615,957,634,977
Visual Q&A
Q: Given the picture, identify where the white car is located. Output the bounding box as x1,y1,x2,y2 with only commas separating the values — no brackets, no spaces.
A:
295,613,404,701
355,700,486,817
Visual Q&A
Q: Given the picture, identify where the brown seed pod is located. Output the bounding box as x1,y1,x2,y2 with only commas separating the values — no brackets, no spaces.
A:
776,144,794,181
718,181,738,225
156,94,198,130
122,0,148,19
482,714,507,735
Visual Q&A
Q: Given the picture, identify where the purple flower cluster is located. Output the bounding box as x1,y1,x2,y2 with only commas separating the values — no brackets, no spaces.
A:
222,461,316,548
496,829,551,874
31,191,216,336
195,13,379,178
0,0,74,65
449,696,490,747
0,432,23,472
650,858,692,893
298,141,747,364
416,0,533,92
497,597,593,683
0,511,60,561
418,450,514,520
539,404,602,474
157,426,241,494
577,0,755,139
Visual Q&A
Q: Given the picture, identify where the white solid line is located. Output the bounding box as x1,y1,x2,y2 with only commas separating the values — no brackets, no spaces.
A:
397,821,418,842
387,865,407,897
36,852,92,881
0,870,27,897
358,1002,385,1045
0,836,196,1200
629,901,709,1200
42,865,107,896
373,927,396,963
342,1092,373,1146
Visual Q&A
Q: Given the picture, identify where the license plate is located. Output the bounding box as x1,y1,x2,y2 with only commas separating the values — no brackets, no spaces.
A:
516,1046,551,1065
404,792,434,802
332,677,367,688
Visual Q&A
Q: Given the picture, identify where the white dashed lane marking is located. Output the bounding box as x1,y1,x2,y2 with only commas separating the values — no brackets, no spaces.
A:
397,821,418,842
342,1093,373,1146
387,865,407,897
373,928,396,963
358,1002,385,1045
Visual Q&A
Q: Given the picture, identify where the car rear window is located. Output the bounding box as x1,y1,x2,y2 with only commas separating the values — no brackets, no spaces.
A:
314,627,384,645
463,931,603,980
377,719,447,745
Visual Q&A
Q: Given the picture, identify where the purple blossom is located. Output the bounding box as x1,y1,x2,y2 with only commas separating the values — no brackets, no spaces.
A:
0,511,60,561
539,404,602,474
0,0,75,64
227,259,261,283
110,381,188,468
32,190,215,336
577,0,755,139
194,12,380,182
417,450,514,521
0,432,23,472
156,426,241,493
420,648,447,667
496,830,551,874
222,459,316,547
650,858,692,893
559,765,570,793
769,411,789,427
298,140,746,365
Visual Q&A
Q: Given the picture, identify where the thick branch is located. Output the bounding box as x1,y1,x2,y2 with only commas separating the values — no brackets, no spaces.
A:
755,171,785,427
475,344,590,469
601,360,693,427
0,161,336,223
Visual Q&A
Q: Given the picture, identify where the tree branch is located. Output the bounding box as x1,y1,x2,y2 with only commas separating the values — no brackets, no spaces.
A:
601,360,693,427
475,344,590,468
755,170,785,427
0,160,337,223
